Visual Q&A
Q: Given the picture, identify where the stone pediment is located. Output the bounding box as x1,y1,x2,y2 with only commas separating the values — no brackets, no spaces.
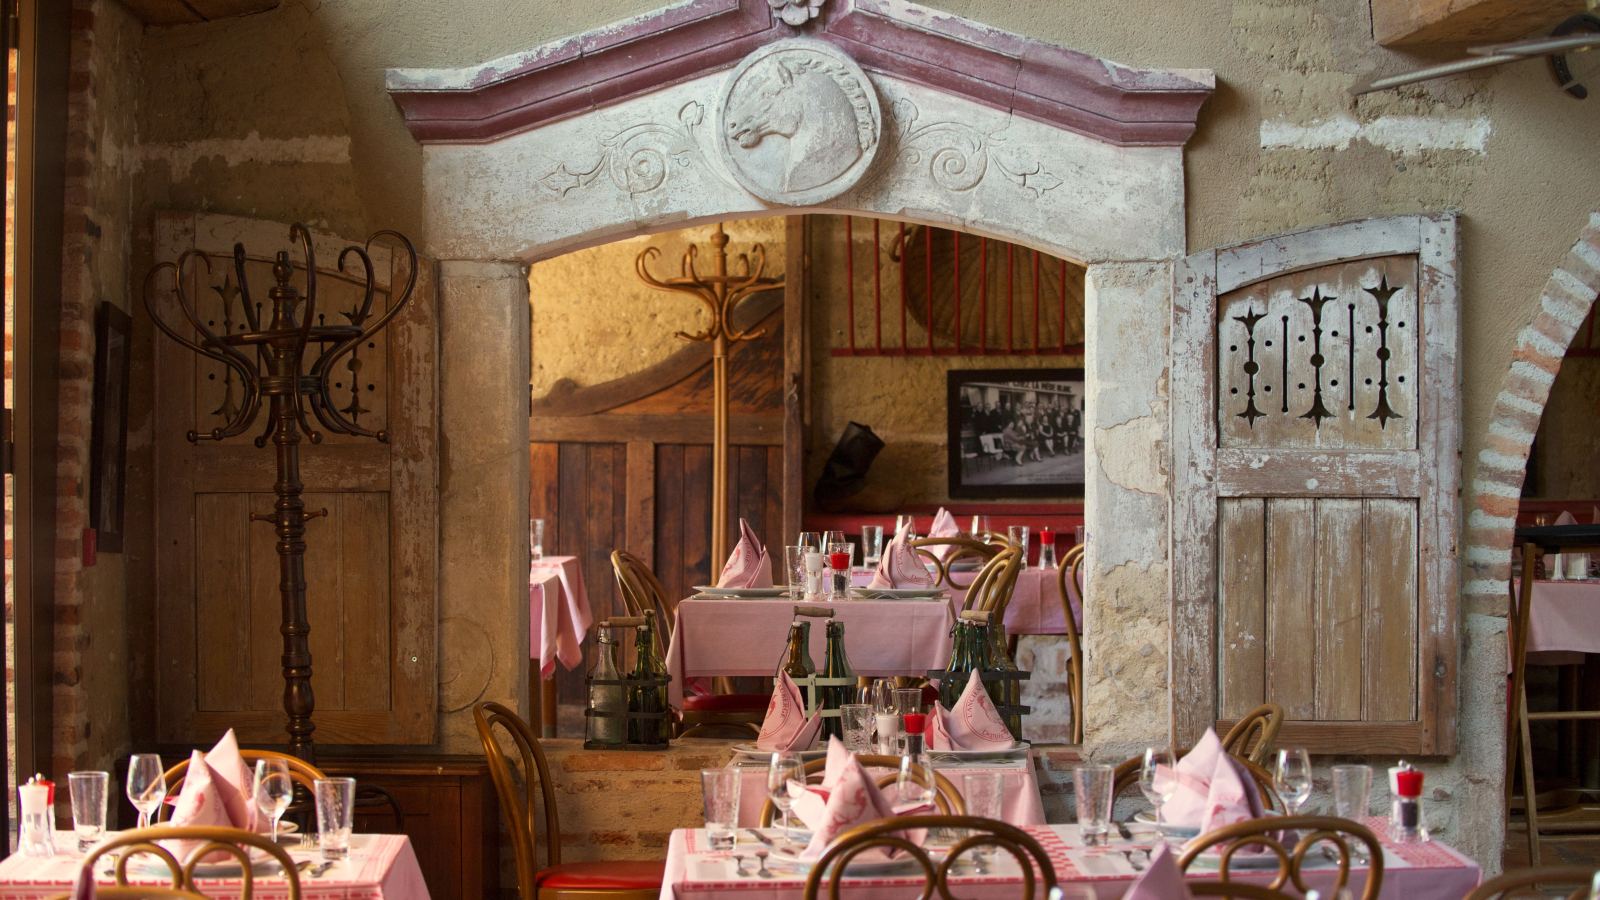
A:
386,0,1214,148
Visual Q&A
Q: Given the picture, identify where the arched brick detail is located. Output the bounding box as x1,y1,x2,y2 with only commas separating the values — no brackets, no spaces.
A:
1462,209,1600,614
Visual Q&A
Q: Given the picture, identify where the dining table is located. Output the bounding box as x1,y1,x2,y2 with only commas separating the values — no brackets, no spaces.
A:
848,566,1080,634
1514,577,1600,666
0,833,430,900
530,554,593,679
659,817,1480,900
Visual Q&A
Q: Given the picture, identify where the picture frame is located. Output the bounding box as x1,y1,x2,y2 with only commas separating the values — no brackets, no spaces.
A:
89,301,133,552
947,367,1086,499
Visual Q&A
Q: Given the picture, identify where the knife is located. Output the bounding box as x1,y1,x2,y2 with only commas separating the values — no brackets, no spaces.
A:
745,828,774,846
1116,821,1134,841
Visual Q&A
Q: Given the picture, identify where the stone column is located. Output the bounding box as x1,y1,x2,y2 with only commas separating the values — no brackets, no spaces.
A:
1081,260,1173,755
436,260,532,752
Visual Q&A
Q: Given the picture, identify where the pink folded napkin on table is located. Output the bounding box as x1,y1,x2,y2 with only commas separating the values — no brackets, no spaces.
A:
1122,845,1193,900
868,521,937,590
1196,746,1266,834
927,670,1015,750
797,750,911,860
1160,728,1226,827
1557,510,1577,526
927,508,963,560
756,671,825,751
792,737,937,841
718,519,774,588
165,750,236,862
204,729,258,831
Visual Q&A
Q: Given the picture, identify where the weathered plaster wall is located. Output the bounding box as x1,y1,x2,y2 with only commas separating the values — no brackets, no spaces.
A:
1530,356,1600,500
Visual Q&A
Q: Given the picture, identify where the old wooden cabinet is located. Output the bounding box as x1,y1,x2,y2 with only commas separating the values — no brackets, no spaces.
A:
1172,215,1460,754
151,212,439,746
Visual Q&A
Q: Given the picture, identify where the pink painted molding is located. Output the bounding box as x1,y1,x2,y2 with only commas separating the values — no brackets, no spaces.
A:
386,0,1214,147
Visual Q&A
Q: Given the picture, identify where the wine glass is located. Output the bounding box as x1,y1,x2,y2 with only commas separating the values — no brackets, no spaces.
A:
894,515,916,539
126,754,167,830
254,758,295,842
896,754,937,808
1139,746,1177,828
970,516,992,539
1274,748,1313,815
766,755,805,847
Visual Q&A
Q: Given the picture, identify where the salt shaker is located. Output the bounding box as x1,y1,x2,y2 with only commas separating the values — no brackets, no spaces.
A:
1392,763,1426,843
804,551,824,600
18,775,58,858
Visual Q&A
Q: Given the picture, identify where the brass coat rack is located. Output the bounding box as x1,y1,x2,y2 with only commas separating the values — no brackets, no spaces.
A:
635,224,783,568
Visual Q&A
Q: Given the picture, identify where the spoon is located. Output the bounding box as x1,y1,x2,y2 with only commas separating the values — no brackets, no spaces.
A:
756,851,774,878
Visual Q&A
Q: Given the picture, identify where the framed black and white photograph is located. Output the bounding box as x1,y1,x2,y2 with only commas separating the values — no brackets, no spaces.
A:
90,301,133,552
947,368,1086,498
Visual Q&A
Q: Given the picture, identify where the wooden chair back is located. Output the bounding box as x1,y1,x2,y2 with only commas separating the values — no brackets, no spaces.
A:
801,815,1056,900
474,701,562,900
1221,704,1285,767
1056,543,1085,743
611,550,676,651
758,754,966,825
85,825,301,900
158,751,324,821
908,538,999,590
1176,815,1382,900
960,546,1022,619
1112,749,1283,812
1465,867,1600,900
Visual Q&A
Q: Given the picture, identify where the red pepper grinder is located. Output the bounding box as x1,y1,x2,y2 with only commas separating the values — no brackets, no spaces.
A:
902,712,927,759
1393,763,1426,842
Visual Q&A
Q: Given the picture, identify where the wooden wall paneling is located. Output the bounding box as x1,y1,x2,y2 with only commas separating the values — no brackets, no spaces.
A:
783,215,807,548
1416,213,1459,754
683,445,713,591
195,493,251,712
765,445,784,556
655,444,686,607
1218,498,1266,718
557,443,588,562
528,413,782,444
736,445,767,546
626,441,655,561
1365,498,1420,722
584,444,619,627
343,492,392,710
249,495,281,712
1314,499,1365,720
1265,498,1316,719
302,491,345,711
530,443,560,551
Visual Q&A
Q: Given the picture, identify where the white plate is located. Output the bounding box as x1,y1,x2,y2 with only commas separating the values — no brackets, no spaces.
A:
766,852,934,876
694,586,790,598
135,848,281,880
1185,852,1284,871
732,743,829,761
848,588,946,600
1133,811,1199,838
928,742,1031,762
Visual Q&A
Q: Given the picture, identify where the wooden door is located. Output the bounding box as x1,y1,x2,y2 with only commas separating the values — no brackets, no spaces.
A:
153,212,438,746
1171,215,1459,754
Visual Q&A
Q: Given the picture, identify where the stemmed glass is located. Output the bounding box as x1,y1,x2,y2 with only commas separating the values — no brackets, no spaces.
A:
126,754,168,830
254,758,295,842
766,754,805,848
1139,746,1177,828
970,515,992,538
1274,748,1313,815
894,515,916,539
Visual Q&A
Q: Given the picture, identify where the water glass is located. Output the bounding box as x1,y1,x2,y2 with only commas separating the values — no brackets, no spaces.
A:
784,546,808,596
530,518,545,560
700,768,741,851
840,704,874,752
1007,525,1031,570
69,771,110,853
824,531,847,553
126,753,168,830
315,777,357,862
798,532,823,551
1332,765,1373,820
1275,748,1313,814
861,526,885,567
1074,764,1115,847
963,772,1005,862
895,687,924,717
1038,530,1057,569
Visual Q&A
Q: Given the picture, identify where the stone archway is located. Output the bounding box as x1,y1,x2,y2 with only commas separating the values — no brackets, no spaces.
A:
397,0,1215,752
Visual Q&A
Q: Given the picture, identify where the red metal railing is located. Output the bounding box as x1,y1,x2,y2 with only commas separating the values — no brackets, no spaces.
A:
830,216,1084,357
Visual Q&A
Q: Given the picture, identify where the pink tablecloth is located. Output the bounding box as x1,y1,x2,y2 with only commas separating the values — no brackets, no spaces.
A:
663,598,954,708
531,555,593,679
660,818,1479,900
849,567,1082,634
1522,579,1600,656
733,756,1046,827
0,833,429,900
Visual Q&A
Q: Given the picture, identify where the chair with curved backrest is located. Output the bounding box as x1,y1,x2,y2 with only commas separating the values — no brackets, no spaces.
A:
1466,867,1600,900
1177,815,1383,900
158,747,404,831
1055,543,1086,744
612,550,767,739
909,538,1000,590
1221,704,1286,767
474,701,664,900
80,825,301,900
801,816,1057,900
1113,749,1283,812
960,546,1022,619
758,754,967,825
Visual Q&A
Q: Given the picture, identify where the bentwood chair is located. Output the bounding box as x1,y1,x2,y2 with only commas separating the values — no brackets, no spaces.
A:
1221,703,1286,767
909,537,1000,590
611,550,768,738
960,545,1022,619
474,701,664,900
1177,815,1383,900
801,816,1057,900
758,754,967,825
81,825,301,900
159,750,405,831
1113,749,1283,812
1056,543,1086,743
1465,867,1600,900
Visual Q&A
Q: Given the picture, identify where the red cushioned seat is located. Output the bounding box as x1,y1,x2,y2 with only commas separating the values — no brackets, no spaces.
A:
682,693,768,713
534,861,666,890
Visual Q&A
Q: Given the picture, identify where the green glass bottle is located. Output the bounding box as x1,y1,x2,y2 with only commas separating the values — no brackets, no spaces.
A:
971,619,1005,710
588,628,627,745
820,619,856,741
783,622,811,681
797,620,817,675
627,618,665,745
987,620,1024,739
939,621,971,709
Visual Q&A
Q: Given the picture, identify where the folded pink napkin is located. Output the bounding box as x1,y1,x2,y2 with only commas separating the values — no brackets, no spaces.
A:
1196,747,1266,834
165,750,235,862
756,671,825,751
718,519,774,588
798,751,901,860
868,521,937,590
1123,845,1193,900
928,671,1015,750
1161,728,1225,827
204,729,258,831
1557,510,1577,526
927,508,963,560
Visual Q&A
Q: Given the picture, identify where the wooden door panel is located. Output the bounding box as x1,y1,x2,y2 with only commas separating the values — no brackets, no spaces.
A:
1313,499,1364,721
1365,498,1418,721
1218,498,1266,719
1265,498,1316,719
195,493,251,712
